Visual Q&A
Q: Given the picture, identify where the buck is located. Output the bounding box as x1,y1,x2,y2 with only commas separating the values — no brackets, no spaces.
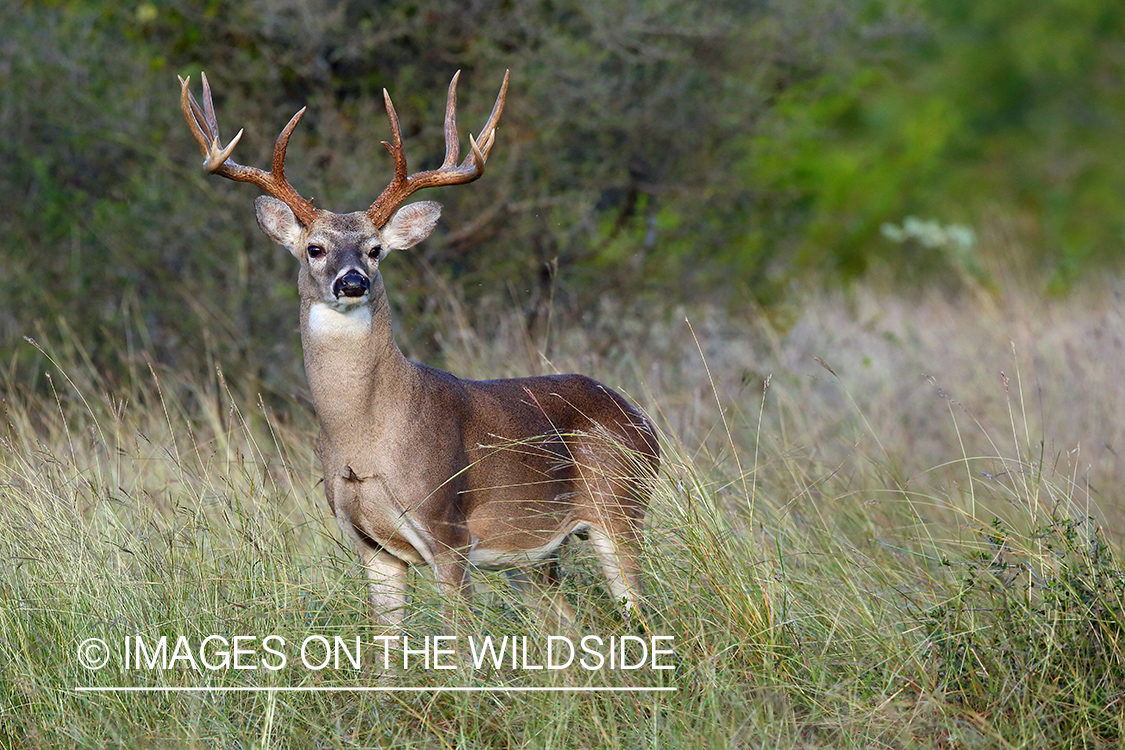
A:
178,71,658,629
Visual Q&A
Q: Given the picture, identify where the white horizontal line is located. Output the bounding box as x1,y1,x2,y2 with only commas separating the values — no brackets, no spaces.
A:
76,686,676,693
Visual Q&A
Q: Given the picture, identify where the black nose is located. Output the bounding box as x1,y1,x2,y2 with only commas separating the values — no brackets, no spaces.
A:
334,271,369,298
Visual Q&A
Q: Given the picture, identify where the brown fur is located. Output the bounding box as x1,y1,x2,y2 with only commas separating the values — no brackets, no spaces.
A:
180,72,658,629
257,199,658,628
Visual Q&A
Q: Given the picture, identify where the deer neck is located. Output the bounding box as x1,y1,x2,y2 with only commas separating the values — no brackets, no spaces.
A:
299,282,414,441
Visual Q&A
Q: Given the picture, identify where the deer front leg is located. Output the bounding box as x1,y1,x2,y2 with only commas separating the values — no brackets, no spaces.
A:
334,505,409,630
431,553,474,636
357,543,410,630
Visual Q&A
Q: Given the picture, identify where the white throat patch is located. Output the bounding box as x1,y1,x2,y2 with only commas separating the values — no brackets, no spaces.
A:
308,302,372,339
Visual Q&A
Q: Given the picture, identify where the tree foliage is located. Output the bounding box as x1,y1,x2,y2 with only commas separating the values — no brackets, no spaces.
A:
1,0,1120,386
750,0,1125,287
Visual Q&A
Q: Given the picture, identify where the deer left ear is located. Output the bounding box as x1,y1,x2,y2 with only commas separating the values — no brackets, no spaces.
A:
379,201,442,252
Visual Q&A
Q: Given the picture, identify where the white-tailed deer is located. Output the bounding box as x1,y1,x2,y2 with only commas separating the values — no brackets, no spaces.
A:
178,70,658,629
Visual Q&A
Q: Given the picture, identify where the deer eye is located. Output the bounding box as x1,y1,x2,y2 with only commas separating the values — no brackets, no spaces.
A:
368,247,381,261
307,245,325,259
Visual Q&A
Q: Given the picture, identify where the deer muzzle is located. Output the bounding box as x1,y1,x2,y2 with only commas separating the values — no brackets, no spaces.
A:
333,270,369,299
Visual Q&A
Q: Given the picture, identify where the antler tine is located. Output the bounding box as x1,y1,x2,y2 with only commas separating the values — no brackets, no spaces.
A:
381,89,409,185
367,70,509,228
200,72,221,145
471,69,509,166
178,72,319,226
271,106,308,181
439,71,462,169
179,75,213,157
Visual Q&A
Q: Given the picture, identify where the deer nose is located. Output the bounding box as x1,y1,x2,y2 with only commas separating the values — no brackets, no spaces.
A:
333,271,369,298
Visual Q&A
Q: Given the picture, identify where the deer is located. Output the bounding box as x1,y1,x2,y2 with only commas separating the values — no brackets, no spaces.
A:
178,70,659,631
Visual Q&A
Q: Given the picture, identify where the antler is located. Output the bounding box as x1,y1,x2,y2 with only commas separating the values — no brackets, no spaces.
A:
179,72,319,226
367,70,509,228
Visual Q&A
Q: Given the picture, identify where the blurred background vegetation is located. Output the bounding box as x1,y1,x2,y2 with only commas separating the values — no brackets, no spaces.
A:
2,0,1123,391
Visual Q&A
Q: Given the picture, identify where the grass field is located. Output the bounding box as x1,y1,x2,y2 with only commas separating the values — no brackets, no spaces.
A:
2,282,1124,748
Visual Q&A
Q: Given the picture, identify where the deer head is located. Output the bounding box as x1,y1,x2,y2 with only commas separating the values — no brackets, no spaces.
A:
179,70,508,311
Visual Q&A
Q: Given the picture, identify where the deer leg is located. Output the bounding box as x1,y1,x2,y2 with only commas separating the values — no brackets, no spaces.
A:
431,555,474,634
507,559,577,630
334,503,409,630
356,543,409,630
587,526,642,620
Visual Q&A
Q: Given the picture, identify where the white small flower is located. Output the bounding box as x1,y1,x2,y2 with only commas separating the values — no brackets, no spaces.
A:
882,216,975,251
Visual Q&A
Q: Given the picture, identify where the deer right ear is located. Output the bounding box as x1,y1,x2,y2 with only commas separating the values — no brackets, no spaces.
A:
255,196,305,256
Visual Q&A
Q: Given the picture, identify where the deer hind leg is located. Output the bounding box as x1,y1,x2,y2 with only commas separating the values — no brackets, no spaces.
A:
506,559,577,630
569,439,648,621
586,525,643,619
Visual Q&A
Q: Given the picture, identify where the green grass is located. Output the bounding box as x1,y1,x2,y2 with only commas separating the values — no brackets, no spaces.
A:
2,284,1124,748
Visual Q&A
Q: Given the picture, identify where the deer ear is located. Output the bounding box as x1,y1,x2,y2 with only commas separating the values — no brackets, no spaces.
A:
379,201,442,252
255,196,305,256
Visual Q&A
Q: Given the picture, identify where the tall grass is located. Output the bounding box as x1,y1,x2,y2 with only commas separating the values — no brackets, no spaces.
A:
2,282,1123,748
